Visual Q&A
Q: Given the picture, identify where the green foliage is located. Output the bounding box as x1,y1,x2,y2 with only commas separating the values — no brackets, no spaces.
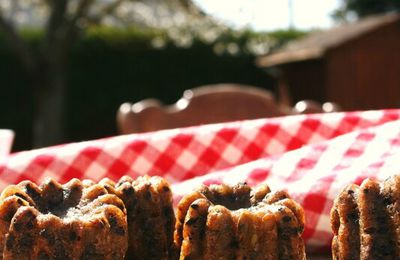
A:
85,27,164,46
333,0,400,21
0,27,307,151
263,29,309,51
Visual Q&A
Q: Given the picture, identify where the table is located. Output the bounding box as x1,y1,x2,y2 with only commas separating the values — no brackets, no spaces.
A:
1,109,400,253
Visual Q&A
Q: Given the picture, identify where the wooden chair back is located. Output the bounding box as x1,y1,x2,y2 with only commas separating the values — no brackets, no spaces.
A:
117,84,341,134
117,84,287,134
293,100,342,114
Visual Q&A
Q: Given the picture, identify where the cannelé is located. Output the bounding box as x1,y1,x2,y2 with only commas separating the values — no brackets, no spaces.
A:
98,175,175,260
174,182,306,259
0,178,128,259
331,175,400,259
0,175,176,260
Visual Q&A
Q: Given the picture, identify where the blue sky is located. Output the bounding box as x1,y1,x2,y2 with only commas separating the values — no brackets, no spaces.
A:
194,0,342,31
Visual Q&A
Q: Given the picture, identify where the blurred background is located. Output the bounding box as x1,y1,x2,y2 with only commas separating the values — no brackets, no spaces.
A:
0,0,399,151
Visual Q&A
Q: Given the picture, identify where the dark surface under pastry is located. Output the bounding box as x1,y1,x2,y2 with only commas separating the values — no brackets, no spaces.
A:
174,182,306,260
331,175,400,260
0,178,128,260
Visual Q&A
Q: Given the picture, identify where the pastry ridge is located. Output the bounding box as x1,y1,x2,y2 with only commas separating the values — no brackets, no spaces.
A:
331,176,400,259
0,178,128,259
174,182,306,260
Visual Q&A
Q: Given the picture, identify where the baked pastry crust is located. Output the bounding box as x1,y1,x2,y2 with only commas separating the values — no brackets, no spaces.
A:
99,175,176,260
174,182,306,259
0,178,128,259
331,176,400,259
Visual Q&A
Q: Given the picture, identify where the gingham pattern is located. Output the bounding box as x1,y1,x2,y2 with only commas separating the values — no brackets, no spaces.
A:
1,109,400,252
171,117,400,252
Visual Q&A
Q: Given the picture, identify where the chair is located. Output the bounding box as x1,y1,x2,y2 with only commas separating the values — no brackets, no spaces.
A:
117,84,341,134
293,100,342,114
117,84,290,134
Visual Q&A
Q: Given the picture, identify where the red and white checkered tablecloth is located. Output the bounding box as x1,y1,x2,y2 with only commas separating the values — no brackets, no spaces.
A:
1,109,400,252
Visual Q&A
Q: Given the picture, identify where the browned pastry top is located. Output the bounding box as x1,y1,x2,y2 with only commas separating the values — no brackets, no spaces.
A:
0,178,128,259
175,182,306,260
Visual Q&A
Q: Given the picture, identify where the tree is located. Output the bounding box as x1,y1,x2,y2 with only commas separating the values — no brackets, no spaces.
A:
0,0,202,147
333,0,400,21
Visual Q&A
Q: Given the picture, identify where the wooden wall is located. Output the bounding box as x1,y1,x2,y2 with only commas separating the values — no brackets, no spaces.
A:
326,21,400,110
280,59,326,104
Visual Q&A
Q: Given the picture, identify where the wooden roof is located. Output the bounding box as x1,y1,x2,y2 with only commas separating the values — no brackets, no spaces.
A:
257,13,400,68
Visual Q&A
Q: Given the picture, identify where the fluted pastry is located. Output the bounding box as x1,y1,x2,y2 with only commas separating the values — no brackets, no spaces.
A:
331,175,400,259
0,178,128,259
99,175,175,260
174,182,305,260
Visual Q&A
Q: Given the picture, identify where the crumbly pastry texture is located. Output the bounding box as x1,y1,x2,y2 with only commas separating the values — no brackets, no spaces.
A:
331,175,400,259
174,182,306,260
0,178,128,260
98,175,176,260
0,175,175,260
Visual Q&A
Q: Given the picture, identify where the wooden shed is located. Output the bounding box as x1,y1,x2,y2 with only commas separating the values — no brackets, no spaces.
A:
256,13,400,111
